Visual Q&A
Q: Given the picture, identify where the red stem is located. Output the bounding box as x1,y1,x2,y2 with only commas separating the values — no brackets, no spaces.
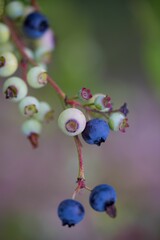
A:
74,136,85,181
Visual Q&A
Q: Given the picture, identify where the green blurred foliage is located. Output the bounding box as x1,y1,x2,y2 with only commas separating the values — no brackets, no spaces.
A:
0,214,45,240
132,0,160,97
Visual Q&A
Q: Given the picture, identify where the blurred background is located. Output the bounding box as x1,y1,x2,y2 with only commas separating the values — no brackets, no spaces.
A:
0,0,160,239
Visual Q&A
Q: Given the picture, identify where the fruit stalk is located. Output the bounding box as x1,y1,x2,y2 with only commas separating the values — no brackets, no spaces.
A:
74,136,85,182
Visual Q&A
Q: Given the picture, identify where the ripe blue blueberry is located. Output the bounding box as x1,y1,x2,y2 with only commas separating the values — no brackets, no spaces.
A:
57,199,85,227
23,12,49,39
81,118,110,146
89,184,117,218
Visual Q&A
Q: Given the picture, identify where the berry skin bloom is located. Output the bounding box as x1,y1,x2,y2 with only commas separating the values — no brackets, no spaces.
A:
27,66,48,88
23,11,49,39
3,77,28,102
0,52,18,77
89,184,117,218
57,199,85,227
58,108,86,136
81,118,110,146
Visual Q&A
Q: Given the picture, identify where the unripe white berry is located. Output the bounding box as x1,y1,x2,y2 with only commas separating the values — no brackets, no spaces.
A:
0,23,10,44
0,52,18,77
22,119,42,136
34,101,53,122
94,94,112,112
58,108,86,136
19,96,40,117
27,66,48,88
87,93,104,110
3,77,28,102
88,93,103,104
108,112,125,131
5,1,24,19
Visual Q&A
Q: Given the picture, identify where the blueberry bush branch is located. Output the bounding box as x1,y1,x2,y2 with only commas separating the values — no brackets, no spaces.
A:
0,0,129,227
3,16,66,99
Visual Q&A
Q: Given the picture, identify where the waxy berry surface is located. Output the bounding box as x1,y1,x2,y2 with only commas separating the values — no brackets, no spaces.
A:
89,184,117,212
57,199,85,227
23,12,49,39
82,118,110,146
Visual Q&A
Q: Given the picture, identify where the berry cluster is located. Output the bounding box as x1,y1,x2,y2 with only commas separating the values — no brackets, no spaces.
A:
58,184,117,227
0,0,55,147
0,1,129,227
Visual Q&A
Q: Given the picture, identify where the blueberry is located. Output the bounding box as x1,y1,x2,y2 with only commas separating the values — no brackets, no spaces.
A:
23,12,49,39
89,184,117,218
57,199,85,227
81,118,110,146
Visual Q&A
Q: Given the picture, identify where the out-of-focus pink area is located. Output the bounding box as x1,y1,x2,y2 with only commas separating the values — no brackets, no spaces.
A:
0,80,160,240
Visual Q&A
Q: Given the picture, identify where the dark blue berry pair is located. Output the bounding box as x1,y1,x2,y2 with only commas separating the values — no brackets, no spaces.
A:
82,118,110,146
57,199,85,227
23,12,49,39
89,184,117,218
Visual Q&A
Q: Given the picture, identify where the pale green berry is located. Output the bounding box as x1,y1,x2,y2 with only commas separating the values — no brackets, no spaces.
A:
27,66,48,88
22,119,42,148
0,23,10,44
87,93,105,110
19,96,40,117
0,52,18,77
34,101,53,122
108,112,125,131
94,94,112,112
88,93,103,104
5,1,24,19
22,119,42,136
3,77,28,102
58,108,86,136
